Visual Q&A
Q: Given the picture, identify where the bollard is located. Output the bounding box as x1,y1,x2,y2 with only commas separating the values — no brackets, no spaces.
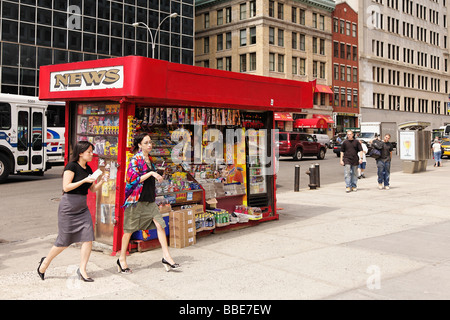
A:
294,165,300,192
314,163,320,188
306,164,318,189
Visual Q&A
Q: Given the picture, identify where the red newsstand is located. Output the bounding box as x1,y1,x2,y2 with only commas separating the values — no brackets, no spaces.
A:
39,56,314,255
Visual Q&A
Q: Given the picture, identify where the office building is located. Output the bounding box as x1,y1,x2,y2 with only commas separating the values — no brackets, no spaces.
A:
0,0,194,96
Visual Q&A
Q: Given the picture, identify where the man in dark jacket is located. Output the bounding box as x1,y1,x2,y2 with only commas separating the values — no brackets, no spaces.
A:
340,130,363,193
376,134,394,190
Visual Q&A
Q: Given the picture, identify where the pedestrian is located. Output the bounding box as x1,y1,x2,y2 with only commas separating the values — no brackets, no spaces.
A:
431,137,442,167
340,130,363,193
117,133,180,274
358,140,368,179
376,134,394,190
37,141,108,282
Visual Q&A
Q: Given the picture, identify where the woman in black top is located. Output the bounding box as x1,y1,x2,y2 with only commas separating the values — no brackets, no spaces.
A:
37,141,107,282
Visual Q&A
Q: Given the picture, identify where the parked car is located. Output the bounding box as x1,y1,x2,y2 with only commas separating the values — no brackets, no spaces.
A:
277,132,327,160
312,134,331,148
441,140,450,158
333,142,342,157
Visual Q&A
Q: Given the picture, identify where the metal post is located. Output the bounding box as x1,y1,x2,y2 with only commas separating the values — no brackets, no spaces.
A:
306,164,317,189
315,163,320,188
294,165,300,192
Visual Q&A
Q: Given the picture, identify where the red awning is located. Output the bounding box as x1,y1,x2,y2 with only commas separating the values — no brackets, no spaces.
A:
313,114,334,124
314,85,333,94
274,112,293,121
294,118,328,129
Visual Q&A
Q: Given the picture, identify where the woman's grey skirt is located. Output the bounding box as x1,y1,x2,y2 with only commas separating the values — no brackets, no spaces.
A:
54,193,95,247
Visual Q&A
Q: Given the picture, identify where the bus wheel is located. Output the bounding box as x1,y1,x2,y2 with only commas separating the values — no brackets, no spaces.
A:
0,154,10,183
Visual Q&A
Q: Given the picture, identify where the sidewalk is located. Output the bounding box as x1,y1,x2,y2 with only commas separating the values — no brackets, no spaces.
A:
1,163,450,300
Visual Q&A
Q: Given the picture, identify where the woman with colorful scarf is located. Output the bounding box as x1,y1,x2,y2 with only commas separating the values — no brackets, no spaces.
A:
117,133,180,273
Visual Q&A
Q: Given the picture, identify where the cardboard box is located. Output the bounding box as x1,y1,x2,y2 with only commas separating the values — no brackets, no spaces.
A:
192,204,204,215
169,209,196,248
170,234,196,248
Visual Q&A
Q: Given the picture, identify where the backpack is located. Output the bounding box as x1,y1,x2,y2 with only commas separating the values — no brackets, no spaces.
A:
372,139,384,150
367,146,381,159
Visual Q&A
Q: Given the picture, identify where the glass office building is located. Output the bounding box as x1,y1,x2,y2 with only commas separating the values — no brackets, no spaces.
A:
0,0,194,96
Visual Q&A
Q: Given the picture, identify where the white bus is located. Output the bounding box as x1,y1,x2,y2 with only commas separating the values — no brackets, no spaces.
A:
46,101,66,164
0,94,59,182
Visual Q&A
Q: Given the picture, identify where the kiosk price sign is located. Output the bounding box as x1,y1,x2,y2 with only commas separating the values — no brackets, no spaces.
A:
39,56,314,254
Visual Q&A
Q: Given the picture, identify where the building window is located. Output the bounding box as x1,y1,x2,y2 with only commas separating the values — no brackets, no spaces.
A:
278,54,284,72
240,54,247,72
226,32,232,49
250,1,256,17
319,15,325,30
320,39,325,55
312,37,317,53
217,58,223,70
278,29,284,47
249,52,256,71
250,27,256,45
269,27,275,45
299,9,305,25
299,34,305,51
240,3,247,20
204,37,209,53
225,56,232,71
334,64,339,80
352,23,357,37
269,1,275,17
217,34,223,51
334,41,339,57
204,13,210,28
292,32,297,49
312,13,317,28
292,57,298,74
278,3,284,20
353,67,358,82
320,62,325,79
313,60,318,78
240,29,247,46
217,9,223,25
226,7,232,23
333,18,339,32
299,58,305,75
292,7,297,23
340,65,345,81
269,53,275,71
347,66,351,82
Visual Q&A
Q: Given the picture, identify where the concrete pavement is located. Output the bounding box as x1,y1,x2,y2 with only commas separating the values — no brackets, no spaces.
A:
1,160,450,300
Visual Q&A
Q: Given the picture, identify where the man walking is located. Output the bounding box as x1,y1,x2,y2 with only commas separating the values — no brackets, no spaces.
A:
340,130,363,193
376,134,394,190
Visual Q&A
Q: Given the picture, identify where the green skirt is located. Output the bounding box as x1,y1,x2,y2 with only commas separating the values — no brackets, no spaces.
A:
123,202,166,234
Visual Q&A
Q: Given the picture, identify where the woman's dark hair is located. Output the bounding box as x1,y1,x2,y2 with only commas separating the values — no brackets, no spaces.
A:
132,133,150,153
70,141,94,162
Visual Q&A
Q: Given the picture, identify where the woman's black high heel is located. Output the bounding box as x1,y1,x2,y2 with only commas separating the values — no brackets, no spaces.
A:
117,259,132,274
37,257,46,280
162,258,181,272
77,268,94,282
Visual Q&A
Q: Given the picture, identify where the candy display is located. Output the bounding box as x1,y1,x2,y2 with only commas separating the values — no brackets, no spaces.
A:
77,102,119,157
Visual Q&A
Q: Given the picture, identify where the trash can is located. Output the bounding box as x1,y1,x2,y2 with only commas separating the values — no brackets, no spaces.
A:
398,121,431,173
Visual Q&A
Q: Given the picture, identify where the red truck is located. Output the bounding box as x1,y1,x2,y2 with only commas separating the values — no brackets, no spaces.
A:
277,132,327,160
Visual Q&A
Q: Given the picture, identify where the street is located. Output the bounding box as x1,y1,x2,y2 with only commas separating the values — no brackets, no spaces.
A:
0,150,432,243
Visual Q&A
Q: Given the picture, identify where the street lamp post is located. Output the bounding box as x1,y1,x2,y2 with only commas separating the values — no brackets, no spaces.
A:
132,12,178,59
